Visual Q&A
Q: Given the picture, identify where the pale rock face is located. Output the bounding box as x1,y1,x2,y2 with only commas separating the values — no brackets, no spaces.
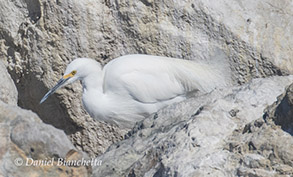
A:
199,0,293,74
226,82,293,177
0,61,18,105
0,100,89,177
92,76,293,177
1,0,293,164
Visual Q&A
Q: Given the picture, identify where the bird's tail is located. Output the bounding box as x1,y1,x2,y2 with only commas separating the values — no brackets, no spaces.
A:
172,58,232,94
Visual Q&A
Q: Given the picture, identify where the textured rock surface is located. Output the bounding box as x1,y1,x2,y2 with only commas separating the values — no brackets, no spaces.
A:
0,100,89,177
1,0,293,176
226,82,293,176
93,76,293,176
0,68,88,176
1,0,293,157
0,61,17,105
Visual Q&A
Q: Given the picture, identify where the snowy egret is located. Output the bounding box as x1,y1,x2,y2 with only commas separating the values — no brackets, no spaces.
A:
40,54,229,128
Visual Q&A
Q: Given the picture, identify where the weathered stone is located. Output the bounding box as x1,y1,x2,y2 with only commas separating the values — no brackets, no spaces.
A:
225,83,293,176
0,100,89,177
268,82,293,134
92,76,293,176
221,83,293,177
0,61,17,105
10,117,75,159
2,0,293,157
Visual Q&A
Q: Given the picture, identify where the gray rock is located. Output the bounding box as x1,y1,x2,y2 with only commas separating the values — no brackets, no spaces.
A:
10,118,75,159
0,61,18,105
225,82,293,176
0,98,39,124
268,82,293,134
1,1,293,175
2,0,293,157
0,100,89,177
0,0,125,157
92,76,293,176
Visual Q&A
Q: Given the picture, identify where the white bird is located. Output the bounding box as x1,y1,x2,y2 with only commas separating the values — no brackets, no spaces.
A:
40,54,229,128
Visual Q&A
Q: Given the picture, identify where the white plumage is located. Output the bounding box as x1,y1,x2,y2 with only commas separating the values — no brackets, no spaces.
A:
40,54,229,128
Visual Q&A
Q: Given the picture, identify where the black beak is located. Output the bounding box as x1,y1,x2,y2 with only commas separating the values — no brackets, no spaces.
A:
40,77,70,104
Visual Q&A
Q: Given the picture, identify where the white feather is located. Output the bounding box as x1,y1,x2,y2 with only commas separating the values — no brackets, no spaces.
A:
45,54,230,128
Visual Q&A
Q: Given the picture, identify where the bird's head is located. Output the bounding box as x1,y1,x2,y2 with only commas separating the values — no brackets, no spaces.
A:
40,58,101,104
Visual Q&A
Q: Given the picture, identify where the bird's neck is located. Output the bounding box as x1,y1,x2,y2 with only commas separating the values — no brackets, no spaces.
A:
81,69,104,93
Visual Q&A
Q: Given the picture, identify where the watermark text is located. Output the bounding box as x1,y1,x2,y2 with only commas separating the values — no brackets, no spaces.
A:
14,157,102,167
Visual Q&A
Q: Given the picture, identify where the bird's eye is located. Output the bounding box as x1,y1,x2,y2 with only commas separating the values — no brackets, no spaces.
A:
71,70,77,75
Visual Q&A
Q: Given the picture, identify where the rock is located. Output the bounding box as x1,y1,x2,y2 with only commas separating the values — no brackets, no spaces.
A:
0,0,126,156
92,75,293,176
267,82,293,134
0,61,17,105
198,0,293,75
10,118,75,160
0,100,89,177
1,0,293,157
1,1,293,175
225,83,293,176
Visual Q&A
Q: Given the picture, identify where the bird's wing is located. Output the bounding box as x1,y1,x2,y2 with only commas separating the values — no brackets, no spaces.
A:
102,55,226,103
118,70,187,103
